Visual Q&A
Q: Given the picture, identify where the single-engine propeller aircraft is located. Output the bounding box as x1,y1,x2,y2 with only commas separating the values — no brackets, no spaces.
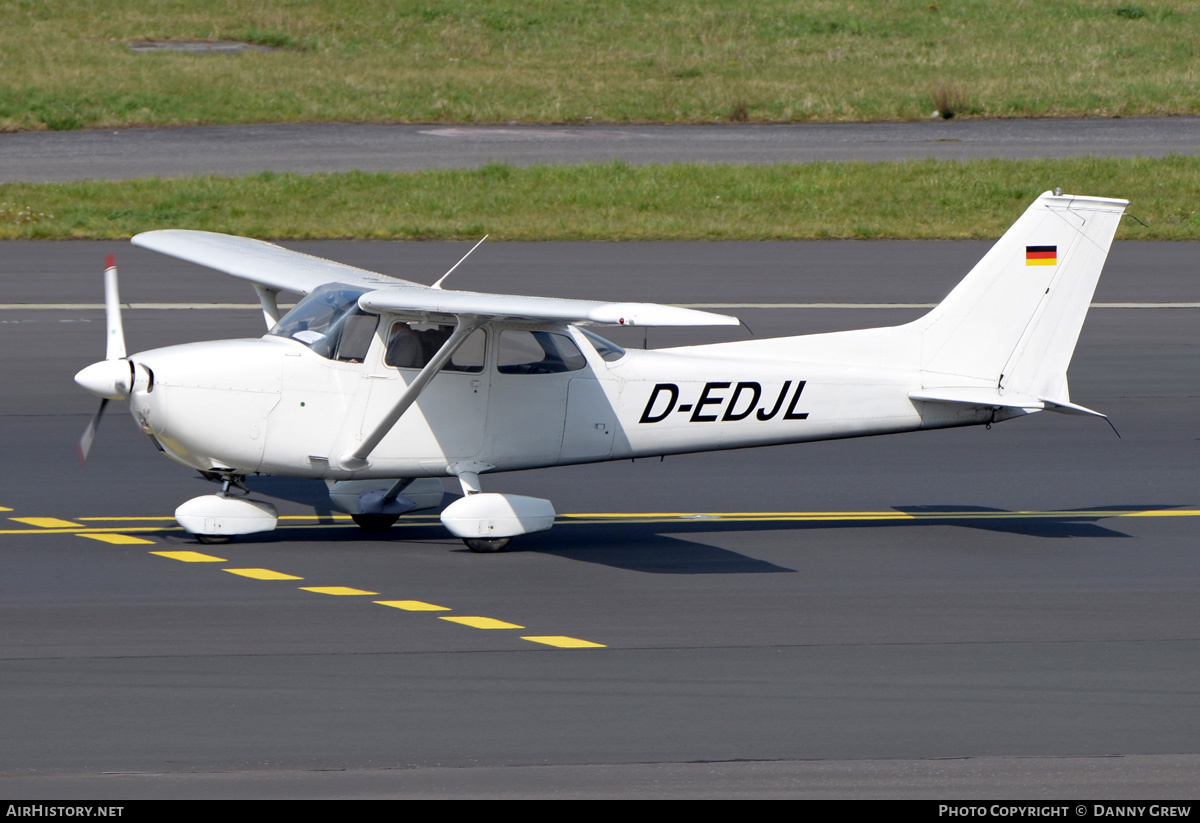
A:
75,191,1126,551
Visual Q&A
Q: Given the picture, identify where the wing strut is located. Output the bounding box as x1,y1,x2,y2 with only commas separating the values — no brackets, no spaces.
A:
337,315,484,471
253,284,282,330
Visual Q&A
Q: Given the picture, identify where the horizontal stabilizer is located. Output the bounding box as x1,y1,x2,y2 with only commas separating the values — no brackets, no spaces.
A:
1039,397,1108,418
911,387,1106,418
911,387,1044,411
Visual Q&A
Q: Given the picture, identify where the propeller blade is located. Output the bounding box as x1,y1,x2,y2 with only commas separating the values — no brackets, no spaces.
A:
104,254,126,361
78,398,109,464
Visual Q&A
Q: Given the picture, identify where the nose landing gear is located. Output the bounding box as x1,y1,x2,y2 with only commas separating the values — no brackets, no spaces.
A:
176,472,278,545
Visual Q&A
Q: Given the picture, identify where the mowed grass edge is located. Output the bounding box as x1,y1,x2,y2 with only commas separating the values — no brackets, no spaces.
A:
2,157,1197,241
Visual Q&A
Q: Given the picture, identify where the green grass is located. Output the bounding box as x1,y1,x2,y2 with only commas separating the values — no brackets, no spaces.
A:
2,157,1197,240
1,0,1198,130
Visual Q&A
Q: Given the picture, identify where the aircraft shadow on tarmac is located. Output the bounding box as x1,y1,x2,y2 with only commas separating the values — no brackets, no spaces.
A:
224,476,1157,575
495,507,1145,574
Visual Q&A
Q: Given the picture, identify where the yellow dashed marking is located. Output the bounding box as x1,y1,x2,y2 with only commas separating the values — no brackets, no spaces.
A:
76,517,177,521
375,600,451,611
300,586,378,596
522,636,606,649
78,533,155,545
152,550,227,562
12,517,85,529
440,616,524,630
224,568,303,581
0,527,179,535
0,505,11,512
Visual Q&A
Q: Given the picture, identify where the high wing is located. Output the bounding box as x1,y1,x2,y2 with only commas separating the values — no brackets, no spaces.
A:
132,230,414,294
131,229,739,328
356,287,738,327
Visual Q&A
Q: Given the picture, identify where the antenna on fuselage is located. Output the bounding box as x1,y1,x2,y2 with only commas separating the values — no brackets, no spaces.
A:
431,235,488,290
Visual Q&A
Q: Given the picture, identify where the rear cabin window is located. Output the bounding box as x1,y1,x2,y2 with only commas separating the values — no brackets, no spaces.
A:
497,330,586,375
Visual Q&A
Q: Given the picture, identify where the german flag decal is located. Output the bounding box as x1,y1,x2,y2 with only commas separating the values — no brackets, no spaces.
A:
1026,245,1057,266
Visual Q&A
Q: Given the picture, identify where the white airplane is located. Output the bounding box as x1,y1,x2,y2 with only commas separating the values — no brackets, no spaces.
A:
75,191,1126,551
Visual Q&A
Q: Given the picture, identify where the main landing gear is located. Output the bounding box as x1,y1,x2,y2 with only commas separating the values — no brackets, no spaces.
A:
439,466,555,553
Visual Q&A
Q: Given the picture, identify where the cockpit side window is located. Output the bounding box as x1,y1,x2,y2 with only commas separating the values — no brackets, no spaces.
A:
385,322,486,373
328,312,379,363
497,330,586,375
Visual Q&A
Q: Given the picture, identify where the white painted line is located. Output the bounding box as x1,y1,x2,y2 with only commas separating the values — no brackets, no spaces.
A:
679,302,1200,310
2,302,1197,311
0,303,296,311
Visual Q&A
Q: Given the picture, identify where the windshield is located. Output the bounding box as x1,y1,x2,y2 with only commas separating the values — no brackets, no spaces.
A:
268,283,376,362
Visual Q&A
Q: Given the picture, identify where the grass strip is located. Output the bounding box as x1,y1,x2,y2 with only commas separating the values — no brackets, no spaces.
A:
2,0,1198,130
1,157,1197,241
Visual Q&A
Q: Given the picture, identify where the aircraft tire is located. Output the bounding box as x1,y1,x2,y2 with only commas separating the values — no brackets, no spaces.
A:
351,514,400,532
463,537,511,553
195,534,233,545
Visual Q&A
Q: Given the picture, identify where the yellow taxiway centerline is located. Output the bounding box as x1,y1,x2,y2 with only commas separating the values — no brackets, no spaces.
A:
6,508,1199,538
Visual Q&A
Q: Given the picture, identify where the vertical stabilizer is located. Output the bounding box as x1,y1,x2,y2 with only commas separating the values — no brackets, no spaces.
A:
916,192,1127,402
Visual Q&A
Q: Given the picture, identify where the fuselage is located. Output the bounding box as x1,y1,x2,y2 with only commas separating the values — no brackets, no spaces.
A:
126,315,992,481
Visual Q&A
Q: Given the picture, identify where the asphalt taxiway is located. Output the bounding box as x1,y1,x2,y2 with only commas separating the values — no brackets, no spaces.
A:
0,240,1197,797
2,118,1199,181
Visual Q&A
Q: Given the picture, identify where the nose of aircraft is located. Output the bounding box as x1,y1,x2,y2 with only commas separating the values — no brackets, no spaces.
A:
75,358,134,400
